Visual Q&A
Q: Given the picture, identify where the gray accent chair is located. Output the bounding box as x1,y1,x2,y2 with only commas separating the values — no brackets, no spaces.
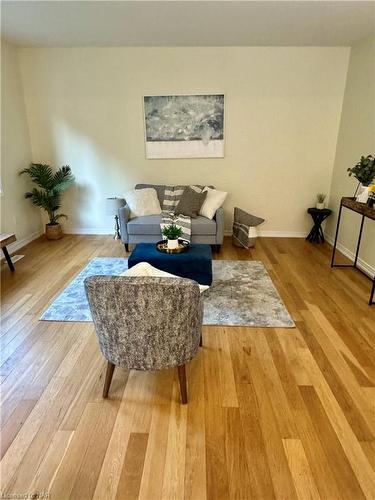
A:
84,275,203,404
118,184,224,252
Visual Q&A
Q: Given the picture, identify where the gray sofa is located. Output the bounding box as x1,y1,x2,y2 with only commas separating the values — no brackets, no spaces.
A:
119,183,224,252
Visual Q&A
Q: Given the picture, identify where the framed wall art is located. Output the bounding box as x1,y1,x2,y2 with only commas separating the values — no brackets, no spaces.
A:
143,94,225,159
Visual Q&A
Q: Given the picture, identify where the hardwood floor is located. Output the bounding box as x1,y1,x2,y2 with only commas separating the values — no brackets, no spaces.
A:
1,235,374,499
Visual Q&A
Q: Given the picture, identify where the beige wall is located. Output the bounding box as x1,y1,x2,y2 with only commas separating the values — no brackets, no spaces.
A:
18,47,349,234
326,35,375,274
1,42,42,248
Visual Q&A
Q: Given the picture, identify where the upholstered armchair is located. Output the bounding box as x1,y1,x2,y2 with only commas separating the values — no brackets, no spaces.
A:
84,275,203,403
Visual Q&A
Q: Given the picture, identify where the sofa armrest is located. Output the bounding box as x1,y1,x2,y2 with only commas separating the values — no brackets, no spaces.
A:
214,207,224,244
118,204,130,243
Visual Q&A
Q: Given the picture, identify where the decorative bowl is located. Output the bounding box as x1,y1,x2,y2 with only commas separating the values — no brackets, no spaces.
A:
156,239,190,254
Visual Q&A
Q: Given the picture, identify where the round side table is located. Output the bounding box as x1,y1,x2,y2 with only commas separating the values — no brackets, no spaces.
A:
306,208,332,243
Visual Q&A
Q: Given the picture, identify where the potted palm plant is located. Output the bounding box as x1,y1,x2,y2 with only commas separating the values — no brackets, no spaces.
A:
162,224,183,250
20,163,75,240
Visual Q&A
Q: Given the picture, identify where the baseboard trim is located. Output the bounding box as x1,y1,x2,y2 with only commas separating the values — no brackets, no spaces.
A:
259,230,306,238
63,227,113,235
7,229,43,254
67,227,307,238
325,233,375,279
224,230,306,238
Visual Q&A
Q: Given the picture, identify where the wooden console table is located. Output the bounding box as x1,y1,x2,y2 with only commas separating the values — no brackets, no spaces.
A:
1,233,16,271
330,197,374,305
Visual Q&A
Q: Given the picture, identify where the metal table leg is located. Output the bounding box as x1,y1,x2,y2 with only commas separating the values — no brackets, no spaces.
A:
331,204,343,267
354,215,365,268
370,278,375,306
2,246,15,271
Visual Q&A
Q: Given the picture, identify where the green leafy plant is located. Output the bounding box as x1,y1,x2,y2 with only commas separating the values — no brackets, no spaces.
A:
316,193,326,203
20,163,75,225
162,224,183,240
347,155,375,187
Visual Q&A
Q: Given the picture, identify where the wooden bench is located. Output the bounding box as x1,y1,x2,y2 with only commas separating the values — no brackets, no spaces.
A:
1,233,16,271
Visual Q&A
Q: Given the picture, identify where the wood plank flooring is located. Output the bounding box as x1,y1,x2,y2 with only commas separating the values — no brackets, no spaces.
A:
1,235,374,499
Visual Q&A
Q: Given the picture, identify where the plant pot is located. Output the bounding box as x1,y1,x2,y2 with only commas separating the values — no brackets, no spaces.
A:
167,238,179,250
45,223,63,240
316,202,325,210
356,184,369,203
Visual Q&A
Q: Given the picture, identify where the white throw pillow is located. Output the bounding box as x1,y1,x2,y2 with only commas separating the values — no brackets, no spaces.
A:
199,187,228,220
124,188,161,218
121,262,209,293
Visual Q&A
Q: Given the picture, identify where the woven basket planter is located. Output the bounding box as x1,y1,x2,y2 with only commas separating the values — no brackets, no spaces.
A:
45,223,63,240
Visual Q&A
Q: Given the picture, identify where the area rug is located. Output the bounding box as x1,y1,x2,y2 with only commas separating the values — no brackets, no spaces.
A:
40,257,294,327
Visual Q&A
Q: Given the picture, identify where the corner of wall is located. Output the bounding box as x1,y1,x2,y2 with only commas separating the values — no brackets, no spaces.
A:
326,47,351,209
1,41,43,246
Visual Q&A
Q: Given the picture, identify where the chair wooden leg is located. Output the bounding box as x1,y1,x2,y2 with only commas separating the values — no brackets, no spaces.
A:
103,361,115,398
177,364,188,404
199,333,202,347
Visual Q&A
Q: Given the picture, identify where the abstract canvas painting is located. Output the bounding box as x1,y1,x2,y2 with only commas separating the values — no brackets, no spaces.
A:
144,94,224,159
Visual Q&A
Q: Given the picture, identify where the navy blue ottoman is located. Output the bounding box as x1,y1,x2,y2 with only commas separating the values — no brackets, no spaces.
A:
128,243,213,285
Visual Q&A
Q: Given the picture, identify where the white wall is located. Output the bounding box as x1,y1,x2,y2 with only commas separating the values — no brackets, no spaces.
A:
326,35,375,275
18,47,349,234
1,42,42,249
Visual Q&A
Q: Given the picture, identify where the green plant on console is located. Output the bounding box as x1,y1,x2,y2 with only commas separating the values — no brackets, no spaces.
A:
316,193,326,203
162,224,183,240
20,163,75,225
347,155,375,187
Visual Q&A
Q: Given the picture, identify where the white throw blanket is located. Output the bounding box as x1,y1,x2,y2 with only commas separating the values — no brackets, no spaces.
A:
160,211,192,242
160,185,202,242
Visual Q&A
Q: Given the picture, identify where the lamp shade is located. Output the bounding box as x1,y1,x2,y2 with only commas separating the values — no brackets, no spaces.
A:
106,197,125,215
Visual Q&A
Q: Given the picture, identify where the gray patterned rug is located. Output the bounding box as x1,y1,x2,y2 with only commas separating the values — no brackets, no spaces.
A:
40,257,294,327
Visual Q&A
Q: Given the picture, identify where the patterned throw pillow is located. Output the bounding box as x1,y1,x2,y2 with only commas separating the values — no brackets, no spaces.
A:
174,186,207,218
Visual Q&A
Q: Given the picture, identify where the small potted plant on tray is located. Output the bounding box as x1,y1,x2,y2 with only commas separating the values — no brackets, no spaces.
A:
316,193,326,210
20,163,75,240
162,224,183,250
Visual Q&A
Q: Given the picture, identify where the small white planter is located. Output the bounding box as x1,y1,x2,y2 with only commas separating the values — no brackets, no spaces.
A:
167,238,179,250
248,226,258,247
316,202,325,210
356,184,369,203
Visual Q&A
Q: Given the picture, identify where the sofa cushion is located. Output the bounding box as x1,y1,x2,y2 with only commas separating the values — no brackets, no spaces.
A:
127,214,217,235
127,215,162,234
192,216,217,235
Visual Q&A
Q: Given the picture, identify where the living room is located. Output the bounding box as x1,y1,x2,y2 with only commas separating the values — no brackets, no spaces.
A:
1,1,374,499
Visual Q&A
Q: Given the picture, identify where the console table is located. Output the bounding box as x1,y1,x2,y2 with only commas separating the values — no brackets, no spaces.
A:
330,197,374,305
